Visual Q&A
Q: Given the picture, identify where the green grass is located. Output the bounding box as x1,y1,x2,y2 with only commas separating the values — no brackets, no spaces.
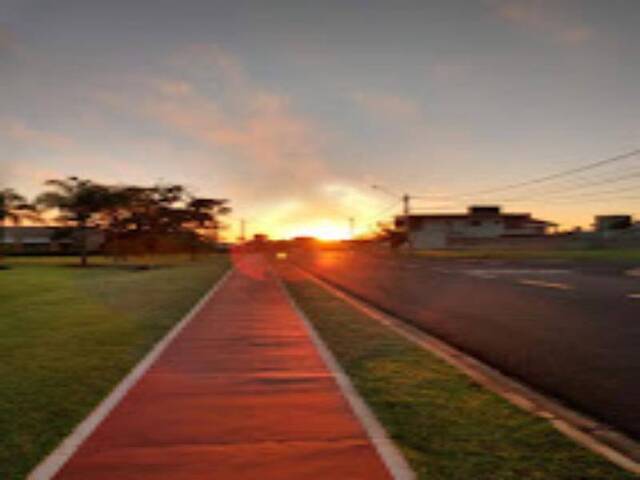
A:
285,278,636,480
0,256,230,480
415,248,640,262
3,253,208,266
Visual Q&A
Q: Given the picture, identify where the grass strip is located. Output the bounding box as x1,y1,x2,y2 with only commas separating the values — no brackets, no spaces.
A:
0,256,229,480
285,277,635,480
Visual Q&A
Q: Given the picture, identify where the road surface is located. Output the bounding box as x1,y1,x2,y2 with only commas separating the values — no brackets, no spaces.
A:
290,250,640,440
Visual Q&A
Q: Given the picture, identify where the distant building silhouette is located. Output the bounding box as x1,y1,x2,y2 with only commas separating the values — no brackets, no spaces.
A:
396,205,555,249
1,226,105,254
594,215,633,232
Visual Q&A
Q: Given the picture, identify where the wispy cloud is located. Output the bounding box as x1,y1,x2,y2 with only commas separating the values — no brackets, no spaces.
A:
146,47,324,177
142,89,322,174
0,24,15,53
0,118,75,150
352,90,422,123
96,44,386,237
488,0,594,46
431,62,472,83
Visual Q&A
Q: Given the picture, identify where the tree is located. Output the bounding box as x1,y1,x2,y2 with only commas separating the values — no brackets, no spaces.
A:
114,184,186,234
185,197,231,258
0,188,28,224
0,188,33,266
187,197,231,241
98,184,195,257
94,185,139,262
36,177,110,267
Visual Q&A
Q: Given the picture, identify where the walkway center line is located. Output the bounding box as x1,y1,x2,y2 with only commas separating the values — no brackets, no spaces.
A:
518,279,574,291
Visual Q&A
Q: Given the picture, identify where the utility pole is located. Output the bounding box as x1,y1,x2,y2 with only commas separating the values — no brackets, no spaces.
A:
402,193,413,250
402,194,410,217
239,218,246,243
371,185,416,251
348,217,355,238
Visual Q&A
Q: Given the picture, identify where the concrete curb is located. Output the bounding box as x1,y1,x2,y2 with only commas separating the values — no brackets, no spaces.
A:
27,267,234,480
276,271,416,480
297,266,640,476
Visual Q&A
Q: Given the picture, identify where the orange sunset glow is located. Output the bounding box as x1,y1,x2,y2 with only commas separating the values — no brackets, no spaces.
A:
3,0,639,236
279,220,352,241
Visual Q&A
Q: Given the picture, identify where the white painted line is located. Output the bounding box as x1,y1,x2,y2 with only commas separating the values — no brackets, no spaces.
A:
467,272,497,279
627,293,640,299
468,269,570,276
518,279,573,291
277,273,416,480
432,267,454,274
27,267,234,480
626,268,640,278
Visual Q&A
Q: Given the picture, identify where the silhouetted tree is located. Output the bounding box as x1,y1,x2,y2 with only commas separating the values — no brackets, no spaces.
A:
104,184,196,256
30,179,232,262
0,188,34,266
185,197,231,258
95,185,139,262
36,177,110,267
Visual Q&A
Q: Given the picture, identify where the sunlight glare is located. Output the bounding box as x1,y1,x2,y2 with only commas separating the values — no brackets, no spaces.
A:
282,220,350,241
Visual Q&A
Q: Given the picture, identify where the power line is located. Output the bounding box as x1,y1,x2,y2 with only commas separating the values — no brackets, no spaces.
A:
500,182,640,203
471,169,640,201
440,148,640,199
362,199,402,226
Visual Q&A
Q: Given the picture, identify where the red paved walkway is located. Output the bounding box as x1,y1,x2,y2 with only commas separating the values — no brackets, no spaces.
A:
55,256,393,479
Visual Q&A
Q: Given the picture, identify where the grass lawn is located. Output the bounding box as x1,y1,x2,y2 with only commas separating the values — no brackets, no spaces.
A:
285,277,636,480
0,255,230,480
415,248,640,262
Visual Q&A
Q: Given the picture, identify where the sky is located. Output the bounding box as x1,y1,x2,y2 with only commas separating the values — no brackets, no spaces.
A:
1,0,639,239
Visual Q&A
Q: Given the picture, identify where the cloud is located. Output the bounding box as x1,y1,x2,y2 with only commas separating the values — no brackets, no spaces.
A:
116,46,328,183
431,62,471,83
352,90,422,122
172,44,246,86
2,162,59,191
96,45,389,238
488,0,593,46
558,25,592,46
0,118,75,150
137,82,324,181
0,24,15,52
154,80,193,97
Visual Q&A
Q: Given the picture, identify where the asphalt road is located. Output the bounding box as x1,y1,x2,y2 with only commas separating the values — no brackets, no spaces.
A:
290,250,640,440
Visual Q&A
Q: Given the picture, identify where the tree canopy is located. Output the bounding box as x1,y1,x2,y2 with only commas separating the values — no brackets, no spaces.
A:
25,177,232,265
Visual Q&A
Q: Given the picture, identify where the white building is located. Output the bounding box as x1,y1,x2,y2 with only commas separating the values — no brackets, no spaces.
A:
0,226,105,254
396,206,555,249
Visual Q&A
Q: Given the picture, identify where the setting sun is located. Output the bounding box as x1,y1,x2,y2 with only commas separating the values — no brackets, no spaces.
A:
281,220,350,241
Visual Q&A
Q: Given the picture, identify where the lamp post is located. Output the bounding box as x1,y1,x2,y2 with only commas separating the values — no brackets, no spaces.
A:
239,218,247,243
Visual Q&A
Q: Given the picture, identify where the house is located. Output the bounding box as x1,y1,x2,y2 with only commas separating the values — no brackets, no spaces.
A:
0,226,105,254
395,206,556,249
594,215,633,232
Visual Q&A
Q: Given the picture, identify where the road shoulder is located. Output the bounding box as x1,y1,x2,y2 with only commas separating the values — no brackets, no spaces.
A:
282,267,639,479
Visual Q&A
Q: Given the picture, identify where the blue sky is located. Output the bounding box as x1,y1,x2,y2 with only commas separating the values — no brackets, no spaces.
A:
1,0,639,238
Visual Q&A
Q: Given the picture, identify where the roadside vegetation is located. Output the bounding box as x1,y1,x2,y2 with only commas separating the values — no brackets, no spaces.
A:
0,255,229,480
285,277,635,480
1,176,231,267
0,188,36,268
